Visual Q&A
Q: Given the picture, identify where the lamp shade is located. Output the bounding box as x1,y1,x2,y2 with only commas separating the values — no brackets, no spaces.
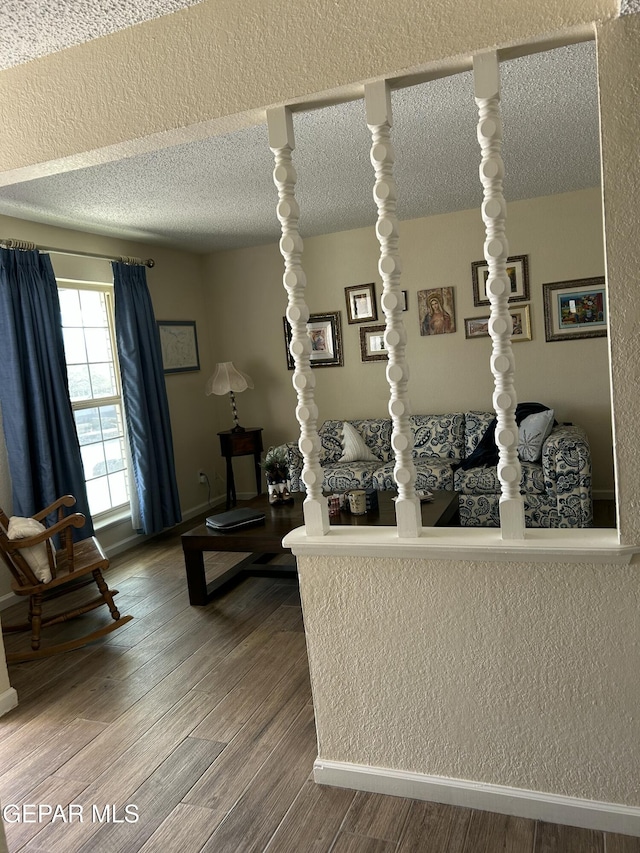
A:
205,362,254,396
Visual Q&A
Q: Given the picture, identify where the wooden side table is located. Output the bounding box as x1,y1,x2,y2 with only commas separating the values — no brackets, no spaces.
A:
218,427,264,508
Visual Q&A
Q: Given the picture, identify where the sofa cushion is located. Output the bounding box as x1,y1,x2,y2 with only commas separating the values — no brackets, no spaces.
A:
350,419,392,462
319,419,391,464
323,461,381,492
454,460,546,495
464,411,495,457
318,420,348,463
339,421,379,463
518,409,555,462
372,458,454,491
410,413,465,461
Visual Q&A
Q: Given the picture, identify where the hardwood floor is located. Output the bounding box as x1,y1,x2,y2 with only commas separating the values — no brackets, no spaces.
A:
1,510,634,853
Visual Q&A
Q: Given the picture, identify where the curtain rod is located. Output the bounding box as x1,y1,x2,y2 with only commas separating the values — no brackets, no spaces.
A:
0,238,155,268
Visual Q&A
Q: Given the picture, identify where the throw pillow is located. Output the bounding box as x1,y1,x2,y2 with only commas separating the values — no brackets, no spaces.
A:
339,422,379,463
518,409,555,462
7,516,54,583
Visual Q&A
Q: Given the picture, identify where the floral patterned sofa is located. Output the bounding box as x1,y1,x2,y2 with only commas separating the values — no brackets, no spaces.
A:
278,412,593,528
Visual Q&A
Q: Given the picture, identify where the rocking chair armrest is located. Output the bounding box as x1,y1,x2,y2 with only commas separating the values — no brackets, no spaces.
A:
11,513,86,549
32,495,77,523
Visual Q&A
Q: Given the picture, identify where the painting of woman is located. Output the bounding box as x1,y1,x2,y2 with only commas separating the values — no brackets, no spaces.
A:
418,287,456,336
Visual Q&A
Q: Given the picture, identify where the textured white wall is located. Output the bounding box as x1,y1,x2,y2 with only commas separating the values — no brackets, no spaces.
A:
0,0,616,181
597,13,640,544
299,553,640,804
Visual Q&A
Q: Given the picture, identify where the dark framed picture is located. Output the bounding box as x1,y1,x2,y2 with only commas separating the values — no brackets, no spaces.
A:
157,320,200,373
542,277,607,342
359,325,388,361
345,283,377,324
472,254,530,307
400,290,408,311
283,311,343,368
418,287,456,336
464,305,531,342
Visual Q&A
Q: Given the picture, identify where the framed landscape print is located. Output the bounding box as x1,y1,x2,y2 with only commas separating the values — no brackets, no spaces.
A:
345,283,377,324
283,311,344,368
542,277,607,342
157,320,200,373
472,254,530,307
359,325,388,361
464,305,531,342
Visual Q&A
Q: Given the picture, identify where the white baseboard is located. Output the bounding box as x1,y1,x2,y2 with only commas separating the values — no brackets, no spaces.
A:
101,494,226,558
182,494,226,520
0,686,18,718
0,591,18,612
314,759,640,837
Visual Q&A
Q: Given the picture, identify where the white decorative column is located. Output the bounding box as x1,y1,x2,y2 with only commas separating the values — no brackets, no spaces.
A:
473,52,525,539
267,106,329,535
365,81,421,539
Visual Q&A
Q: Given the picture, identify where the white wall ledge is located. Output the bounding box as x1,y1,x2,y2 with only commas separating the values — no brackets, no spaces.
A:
283,526,638,564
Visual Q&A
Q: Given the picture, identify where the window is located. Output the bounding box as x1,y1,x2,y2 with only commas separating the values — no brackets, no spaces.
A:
58,281,130,519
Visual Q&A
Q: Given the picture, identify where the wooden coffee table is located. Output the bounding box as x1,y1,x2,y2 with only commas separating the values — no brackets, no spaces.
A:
181,490,459,605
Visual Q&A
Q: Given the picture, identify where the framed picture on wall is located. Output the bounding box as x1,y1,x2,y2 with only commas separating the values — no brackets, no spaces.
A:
345,283,378,323
464,305,531,342
417,287,456,336
157,320,200,373
283,311,344,368
472,254,530,307
542,277,607,342
359,325,388,361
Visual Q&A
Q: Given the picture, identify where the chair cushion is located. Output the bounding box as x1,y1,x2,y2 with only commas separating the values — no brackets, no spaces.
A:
7,516,53,582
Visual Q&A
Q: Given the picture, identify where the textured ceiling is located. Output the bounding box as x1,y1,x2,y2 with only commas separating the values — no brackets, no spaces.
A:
0,26,600,254
0,0,203,71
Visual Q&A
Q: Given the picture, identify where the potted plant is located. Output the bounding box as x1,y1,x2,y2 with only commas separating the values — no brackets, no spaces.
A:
261,446,294,505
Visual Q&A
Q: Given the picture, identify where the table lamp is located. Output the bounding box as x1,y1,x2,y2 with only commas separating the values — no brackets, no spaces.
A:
205,362,254,432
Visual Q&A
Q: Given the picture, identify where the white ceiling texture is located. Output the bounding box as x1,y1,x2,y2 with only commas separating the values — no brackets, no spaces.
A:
0,2,604,254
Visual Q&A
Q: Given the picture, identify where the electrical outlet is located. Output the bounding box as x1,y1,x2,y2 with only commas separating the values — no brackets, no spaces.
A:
198,470,207,484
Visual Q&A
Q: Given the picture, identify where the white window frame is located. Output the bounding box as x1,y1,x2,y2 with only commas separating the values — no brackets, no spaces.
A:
57,278,131,525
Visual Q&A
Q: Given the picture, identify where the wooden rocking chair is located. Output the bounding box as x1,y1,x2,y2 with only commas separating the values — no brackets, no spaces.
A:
0,495,132,663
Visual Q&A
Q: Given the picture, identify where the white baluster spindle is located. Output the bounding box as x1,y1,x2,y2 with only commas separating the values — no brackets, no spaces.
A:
473,53,525,539
267,106,329,535
365,81,421,539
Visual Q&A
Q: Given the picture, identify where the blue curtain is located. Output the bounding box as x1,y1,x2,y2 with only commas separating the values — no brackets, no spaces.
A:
0,248,94,536
112,262,182,534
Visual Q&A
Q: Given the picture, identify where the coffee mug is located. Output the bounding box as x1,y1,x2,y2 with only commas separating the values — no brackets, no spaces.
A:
346,489,367,515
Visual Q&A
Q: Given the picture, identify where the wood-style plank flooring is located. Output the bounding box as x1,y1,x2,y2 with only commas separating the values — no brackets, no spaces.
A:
1,506,633,853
